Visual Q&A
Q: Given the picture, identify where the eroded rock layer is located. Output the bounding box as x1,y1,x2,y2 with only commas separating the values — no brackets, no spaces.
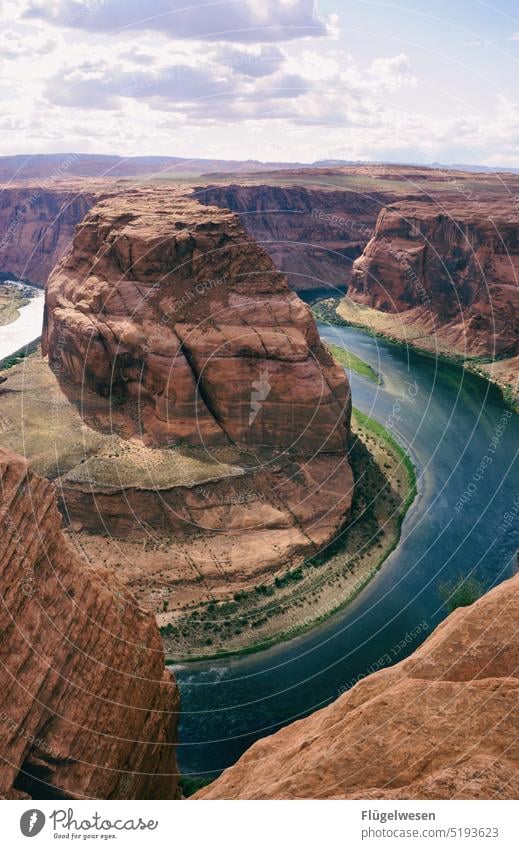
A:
196,183,388,292
0,448,179,800
43,187,351,450
349,202,519,358
0,183,101,285
38,186,354,596
196,573,519,800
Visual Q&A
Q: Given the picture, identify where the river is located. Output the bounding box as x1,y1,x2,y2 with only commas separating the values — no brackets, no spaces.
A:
1,288,517,782
173,318,519,779
0,281,45,361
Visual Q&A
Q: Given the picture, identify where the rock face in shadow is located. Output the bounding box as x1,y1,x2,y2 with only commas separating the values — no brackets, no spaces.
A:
195,573,519,799
196,183,388,292
0,184,100,286
349,202,519,358
0,447,179,800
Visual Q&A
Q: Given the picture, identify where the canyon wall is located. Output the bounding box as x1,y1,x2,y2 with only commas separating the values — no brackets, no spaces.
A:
0,447,179,799
196,572,519,800
0,184,101,286
348,201,519,358
196,184,389,292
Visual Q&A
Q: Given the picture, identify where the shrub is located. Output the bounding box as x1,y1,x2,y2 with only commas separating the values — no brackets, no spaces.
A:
438,575,484,613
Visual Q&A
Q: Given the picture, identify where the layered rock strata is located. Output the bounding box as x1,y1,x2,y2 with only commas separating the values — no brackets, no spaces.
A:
38,186,353,594
196,573,519,800
196,183,388,292
349,201,519,358
0,183,100,285
0,447,179,799
43,187,351,450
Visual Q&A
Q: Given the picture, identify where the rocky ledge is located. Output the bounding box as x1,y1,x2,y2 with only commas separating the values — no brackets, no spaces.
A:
0,448,179,799
196,572,519,799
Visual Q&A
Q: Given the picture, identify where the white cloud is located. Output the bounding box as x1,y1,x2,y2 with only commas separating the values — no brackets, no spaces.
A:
21,0,331,43
0,26,57,57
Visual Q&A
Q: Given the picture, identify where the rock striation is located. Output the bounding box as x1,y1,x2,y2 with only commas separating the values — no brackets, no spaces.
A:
38,186,354,602
349,201,519,358
43,186,351,450
0,183,100,286
196,573,519,799
0,447,179,799
196,183,388,292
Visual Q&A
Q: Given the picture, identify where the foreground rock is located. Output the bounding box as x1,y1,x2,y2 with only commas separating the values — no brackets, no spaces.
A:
196,573,519,799
0,448,179,799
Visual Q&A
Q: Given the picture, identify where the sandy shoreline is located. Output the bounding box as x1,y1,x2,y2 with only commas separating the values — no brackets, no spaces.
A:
329,296,519,412
163,408,417,662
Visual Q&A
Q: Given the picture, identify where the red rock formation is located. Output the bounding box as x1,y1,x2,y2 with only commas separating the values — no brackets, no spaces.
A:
349,202,519,358
0,183,100,285
43,187,351,451
196,183,389,292
196,573,519,800
39,187,354,589
0,448,179,799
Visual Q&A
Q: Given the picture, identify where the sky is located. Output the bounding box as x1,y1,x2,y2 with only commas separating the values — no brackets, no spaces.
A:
0,0,518,166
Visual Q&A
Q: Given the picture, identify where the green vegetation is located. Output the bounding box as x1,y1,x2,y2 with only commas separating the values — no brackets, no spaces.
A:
353,408,416,510
164,407,417,663
312,298,349,327
326,342,381,384
0,340,39,371
178,776,215,797
438,575,484,613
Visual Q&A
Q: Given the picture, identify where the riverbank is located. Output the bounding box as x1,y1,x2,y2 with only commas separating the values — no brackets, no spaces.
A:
0,283,45,363
325,341,382,384
164,409,416,663
313,297,519,413
0,280,33,326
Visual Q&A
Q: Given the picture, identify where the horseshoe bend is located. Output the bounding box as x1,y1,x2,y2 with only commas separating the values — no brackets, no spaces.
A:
0,166,517,803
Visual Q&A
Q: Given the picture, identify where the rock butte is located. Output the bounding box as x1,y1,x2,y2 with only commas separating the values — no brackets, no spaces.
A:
34,187,355,599
43,186,351,452
0,448,179,800
196,572,519,800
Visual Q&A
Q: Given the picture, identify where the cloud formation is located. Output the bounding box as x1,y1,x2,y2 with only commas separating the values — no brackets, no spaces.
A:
23,0,330,43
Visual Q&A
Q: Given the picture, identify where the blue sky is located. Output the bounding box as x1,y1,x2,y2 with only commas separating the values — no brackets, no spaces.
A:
0,0,518,165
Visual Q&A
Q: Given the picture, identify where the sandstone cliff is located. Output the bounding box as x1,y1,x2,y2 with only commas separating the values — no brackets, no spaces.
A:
196,573,519,799
196,183,388,292
348,201,519,358
0,183,100,286
37,186,354,610
0,447,179,799
43,186,351,450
